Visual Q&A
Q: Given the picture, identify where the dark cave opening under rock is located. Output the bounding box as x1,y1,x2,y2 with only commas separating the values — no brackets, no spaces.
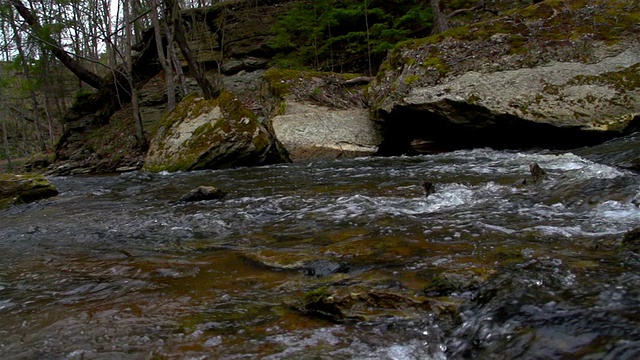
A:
375,101,627,155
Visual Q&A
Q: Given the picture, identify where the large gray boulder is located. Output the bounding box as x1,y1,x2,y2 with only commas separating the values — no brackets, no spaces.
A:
144,92,289,172
272,101,381,162
369,0,640,153
264,69,382,161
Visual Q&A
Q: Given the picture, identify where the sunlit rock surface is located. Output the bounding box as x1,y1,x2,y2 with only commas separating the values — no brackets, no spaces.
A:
265,69,382,161
272,102,381,162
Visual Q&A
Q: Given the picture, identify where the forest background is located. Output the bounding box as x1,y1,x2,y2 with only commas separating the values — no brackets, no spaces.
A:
0,0,534,171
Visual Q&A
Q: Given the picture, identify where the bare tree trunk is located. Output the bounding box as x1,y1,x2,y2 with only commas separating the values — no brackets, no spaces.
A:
29,93,46,151
430,0,449,34
364,0,372,76
42,90,56,148
71,3,84,91
217,7,226,77
149,0,176,110
124,0,145,148
2,116,12,171
165,0,219,100
40,53,58,148
1,17,10,61
100,0,118,69
170,41,189,96
8,7,45,151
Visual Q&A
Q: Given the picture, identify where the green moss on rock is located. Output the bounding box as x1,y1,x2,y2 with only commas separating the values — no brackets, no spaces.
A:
369,0,639,125
303,286,332,305
144,91,287,173
570,64,640,93
0,173,58,209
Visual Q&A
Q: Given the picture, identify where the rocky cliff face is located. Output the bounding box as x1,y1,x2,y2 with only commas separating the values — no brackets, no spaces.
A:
264,69,382,162
369,0,640,154
50,0,297,174
181,0,292,71
49,0,640,174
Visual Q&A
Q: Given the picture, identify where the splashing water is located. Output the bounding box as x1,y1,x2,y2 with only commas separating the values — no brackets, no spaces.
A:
1,135,639,359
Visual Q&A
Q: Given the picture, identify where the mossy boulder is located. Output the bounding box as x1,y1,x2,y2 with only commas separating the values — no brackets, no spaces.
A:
0,173,58,208
369,0,640,153
143,92,289,172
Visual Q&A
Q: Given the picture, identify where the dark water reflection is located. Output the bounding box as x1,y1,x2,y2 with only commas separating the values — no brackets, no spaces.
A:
1,134,639,359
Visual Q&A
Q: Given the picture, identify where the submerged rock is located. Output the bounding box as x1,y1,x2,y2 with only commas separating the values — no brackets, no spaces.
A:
299,259,349,277
298,285,448,323
242,250,348,277
422,180,436,198
621,227,640,253
180,186,226,202
0,173,58,208
529,163,547,184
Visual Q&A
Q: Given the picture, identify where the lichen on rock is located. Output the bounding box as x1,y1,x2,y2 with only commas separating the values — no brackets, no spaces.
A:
369,0,640,153
144,92,289,172
0,173,58,209
264,68,382,161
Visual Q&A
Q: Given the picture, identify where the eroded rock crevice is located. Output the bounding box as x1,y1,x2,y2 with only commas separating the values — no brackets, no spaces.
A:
376,103,627,155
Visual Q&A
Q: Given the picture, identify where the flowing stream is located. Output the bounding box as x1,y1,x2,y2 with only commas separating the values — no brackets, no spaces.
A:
1,134,639,359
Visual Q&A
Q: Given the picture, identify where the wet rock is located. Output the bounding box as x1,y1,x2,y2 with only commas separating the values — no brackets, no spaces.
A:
624,157,640,173
0,173,58,208
422,274,462,297
115,166,140,173
71,168,92,175
422,180,436,198
298,285,443,323
144,92,289,172
570,131,640,173
300,260,349,277
180,186,226,202
621,227,640,253
420,270,492,298
529,162,546,184
23,154,53,172
242,251,348,277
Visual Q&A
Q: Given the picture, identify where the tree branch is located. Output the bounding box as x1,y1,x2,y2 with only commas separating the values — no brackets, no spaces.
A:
447,5,483,18
10,0,105,90
447,2,498,18
165,0,219,99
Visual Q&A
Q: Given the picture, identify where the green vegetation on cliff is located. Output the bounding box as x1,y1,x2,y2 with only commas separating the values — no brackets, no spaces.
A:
270,0,433,74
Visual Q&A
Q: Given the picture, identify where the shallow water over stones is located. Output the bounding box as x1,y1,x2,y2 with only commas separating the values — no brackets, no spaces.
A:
1,134,639,359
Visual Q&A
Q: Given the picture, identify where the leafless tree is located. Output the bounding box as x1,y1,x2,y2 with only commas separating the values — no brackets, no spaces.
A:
149,0,176,110
123,0,146,148
165,0,219,99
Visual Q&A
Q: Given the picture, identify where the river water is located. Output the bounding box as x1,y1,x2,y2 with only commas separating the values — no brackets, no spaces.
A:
1,134,639,359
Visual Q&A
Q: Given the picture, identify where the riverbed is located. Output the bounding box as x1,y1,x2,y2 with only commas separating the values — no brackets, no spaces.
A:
1,134,639,359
